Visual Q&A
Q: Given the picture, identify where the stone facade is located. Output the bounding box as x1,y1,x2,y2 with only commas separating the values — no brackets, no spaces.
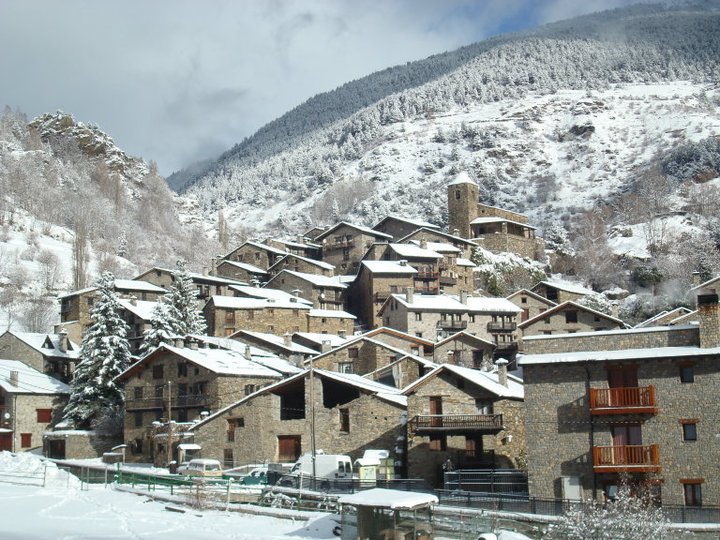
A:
519,303,625,339
348,264,416,329
43,431,122,460
190,372,405,468
204,299,310,336
506,289,556,323
269,254,335,277
0,393,67,453
309,338,408,376
405,369,525,487
522,326,699,355
400,228,477,260
306,311,355,335
473,230,544,261
433,333,495,369
214,260,268,285
265,270,346,310
222,241,286,271
317,223,393,275
522,354,720,505
363,328,434,359
0,331,78,382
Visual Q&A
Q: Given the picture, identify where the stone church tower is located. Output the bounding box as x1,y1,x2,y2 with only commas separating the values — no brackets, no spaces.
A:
447,171,479,239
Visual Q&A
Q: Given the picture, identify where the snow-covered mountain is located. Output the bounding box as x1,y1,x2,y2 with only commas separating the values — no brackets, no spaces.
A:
178,3,720,240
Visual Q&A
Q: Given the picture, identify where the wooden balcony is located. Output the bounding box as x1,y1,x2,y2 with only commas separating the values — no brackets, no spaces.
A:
589,386,657,415
415,271,440,280
487,321,517,332
437,320,468,331
593,444,660,473
439,275,458,286
411,414,503,434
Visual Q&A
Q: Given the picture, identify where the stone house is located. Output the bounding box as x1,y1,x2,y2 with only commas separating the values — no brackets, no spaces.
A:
362,354,438,390
432,332,495,369
0,359,69,453
518,301,627,339
58,279,167,343
506,289,557,323
115,298,161,355
306,308,356,335
268,253,335,277
362,327,435,359
188,369,406,468
231,330,318,366
377,243,444,295
0,330,79,383
308,336,435,385
447,172,544,260
266,237,322,260
634,307,695,328
135,267,246,302
518,291,720,506
404,362,525,487
221,240,288,271
405,240,476,295
214,259,269,285
291,332,352,354
378,290,521,351
229,284,314,306
265,270,347,311
315,222,393,275
347,260,417,329
116,341,285,464
530,280,593,304
398,227,478,261
372,215,441,241
203,295,311,336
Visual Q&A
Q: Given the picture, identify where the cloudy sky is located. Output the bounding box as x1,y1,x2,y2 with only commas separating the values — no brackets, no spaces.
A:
1,0,641,176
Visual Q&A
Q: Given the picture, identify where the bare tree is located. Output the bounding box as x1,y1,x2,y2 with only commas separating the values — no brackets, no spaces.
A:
72,221,90,290
19,295,57,333
37,249,63,291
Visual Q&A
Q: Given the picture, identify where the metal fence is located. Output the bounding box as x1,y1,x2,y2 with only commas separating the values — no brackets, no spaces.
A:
444,469,529,495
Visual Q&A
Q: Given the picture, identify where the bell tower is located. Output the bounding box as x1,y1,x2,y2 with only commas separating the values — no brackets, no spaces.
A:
447,172,479,239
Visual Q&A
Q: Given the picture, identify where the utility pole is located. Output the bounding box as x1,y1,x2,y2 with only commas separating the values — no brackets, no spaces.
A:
166,380,173,467
309,359,317,480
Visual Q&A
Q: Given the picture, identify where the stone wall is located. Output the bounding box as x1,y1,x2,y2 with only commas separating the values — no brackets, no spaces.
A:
11,394,66,453
44,430,121,460
311,340,400,375
521,307,624,338
447,182,478,240
473,234,539,260
320,229,377,275
306,314,354,335
270,255,333,277
523,355,720,505
205,305,309,336
266,272,345,310
0,335,44,373
522,326,699,355
507,292,554,322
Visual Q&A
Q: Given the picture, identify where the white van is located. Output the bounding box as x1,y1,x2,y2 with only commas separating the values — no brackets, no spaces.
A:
280,452,353,486
177,458,223,477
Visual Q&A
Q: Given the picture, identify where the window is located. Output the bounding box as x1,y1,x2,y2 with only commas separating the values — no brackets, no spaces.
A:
177,363,188,377
469,314,476,322
339,408,350,432
223,448,234,468
429,435,447,451
454,189,461,200
152,364,164,379
134,386,143,400
348,347,359,358
565,311,578,324
415,312,422,321
544,317,551,324
681,420,698,442
521,297,527,304
682,480,703,506
415,332,423,338
154,384,163,399
476,399,493,415
680,366,694,383
247,310,255,320
134,411,143,428
244,384,256,396
36,409,52,423
225,311,235,324
338,362,353,374
21,433,32,448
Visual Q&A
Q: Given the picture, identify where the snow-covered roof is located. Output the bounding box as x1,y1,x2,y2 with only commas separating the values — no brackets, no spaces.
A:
465,296,522,314
216,260,268,275
308,335,433,368
228,285,313,305
522,323,698,345
308,309,356,319
5,331,79,359
188,335,302,375
292,332,351,348
0,359,70,394
470,216,536,230
235,331,318,355
362,327,435,348
275,270,346,288
209,295,308,311
315,221,393,241
447,171,478,187
270,252,336,272
387,293,520,314
270,238,322,250
373,215,440,230
518,300,624,329
690,275,720,292
141,344,284,377
634,307,693,328
136,267,248,287
397,227,478,247
234,240,288,256
116,299,161,321
434,331,495,348
403,363,523,399
519,345,720,366
360,261,418,275
113,279,167,293
388,243,443,260
533,280,594,296
506,288,557,306
408,240,462,254
339,488,438,509
456,258,476,267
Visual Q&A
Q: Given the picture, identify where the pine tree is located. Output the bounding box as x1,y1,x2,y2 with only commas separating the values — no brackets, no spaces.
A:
165,260,206,336
63,273,131,430
139,302,176,355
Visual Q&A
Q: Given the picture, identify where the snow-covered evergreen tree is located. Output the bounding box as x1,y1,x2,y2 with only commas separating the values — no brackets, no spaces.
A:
63,272,131,430
165,260,206,336
139,302,176,355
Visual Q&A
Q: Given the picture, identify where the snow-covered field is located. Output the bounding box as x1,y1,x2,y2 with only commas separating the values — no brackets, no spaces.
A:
0,452,532,540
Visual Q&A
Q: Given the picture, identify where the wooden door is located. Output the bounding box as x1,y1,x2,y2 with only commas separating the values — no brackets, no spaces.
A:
277,435,301,463
430,396,443,427
0,433,11,451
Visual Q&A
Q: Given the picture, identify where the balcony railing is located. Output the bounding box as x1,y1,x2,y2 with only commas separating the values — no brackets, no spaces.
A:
175,394,211,408
415,271,440,280
589,386,657,415
437,320,468,330
593,444,660,473
125,395,210,410
439,275,458,286
411,414,503,434
487,321,517,332
374,292,391,303
325,239,355,250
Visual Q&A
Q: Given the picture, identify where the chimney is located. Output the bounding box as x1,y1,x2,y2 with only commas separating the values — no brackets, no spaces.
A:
174,338,185,348
496,358,509,387
420,238,428,250
297,235,305,245
188,339,198,350
9,370,18,387
697,293,720,349
611,301,619,319
692,271,701,288
292,289,302,297
453,229,460,237
202,266,209,276
338,330,346,339
130,295,137,306
58,329,69,353
211,256,218,276
460,290,468,305
244,345,252,361
398,259,408,266
405,287,414,304
284,332,293,349
321,340,332,353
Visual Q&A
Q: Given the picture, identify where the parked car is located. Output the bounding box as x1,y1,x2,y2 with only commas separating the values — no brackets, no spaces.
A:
223,463,266,480
240,466,268,485
177,458,223,477
278,452,353,488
